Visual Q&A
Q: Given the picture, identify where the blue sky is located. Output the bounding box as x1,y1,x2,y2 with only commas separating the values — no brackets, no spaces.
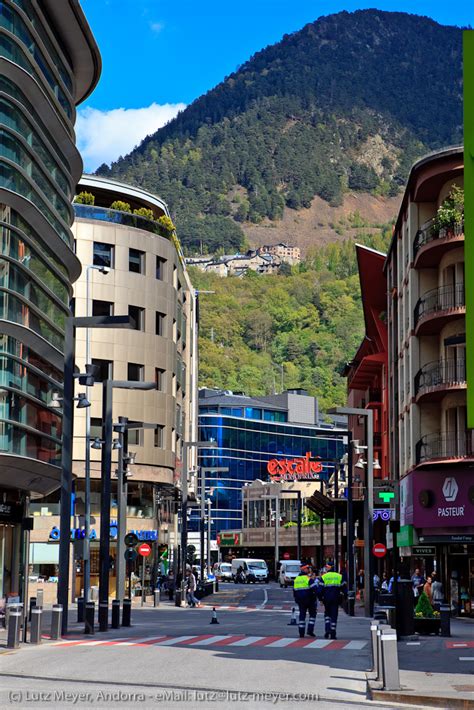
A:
77,0,473,171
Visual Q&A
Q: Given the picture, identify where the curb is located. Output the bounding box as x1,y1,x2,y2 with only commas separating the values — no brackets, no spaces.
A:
368,682,474,709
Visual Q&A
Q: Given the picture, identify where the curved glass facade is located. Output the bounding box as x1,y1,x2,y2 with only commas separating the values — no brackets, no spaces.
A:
74,203,170,239
196,413,345,531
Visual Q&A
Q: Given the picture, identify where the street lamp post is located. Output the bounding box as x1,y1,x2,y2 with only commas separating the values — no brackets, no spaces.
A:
206,498,212,575
199,467,228,580
58,314,133,635
330,406,374,617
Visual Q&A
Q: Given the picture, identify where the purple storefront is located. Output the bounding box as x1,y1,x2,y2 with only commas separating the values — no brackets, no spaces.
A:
400,469,474,616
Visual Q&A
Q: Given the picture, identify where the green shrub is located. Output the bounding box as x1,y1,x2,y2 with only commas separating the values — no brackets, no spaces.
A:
414,592,434,618
156,215,176,236
110,200,131,212
434,185,464,231
74,191,95,205
133,207,155,220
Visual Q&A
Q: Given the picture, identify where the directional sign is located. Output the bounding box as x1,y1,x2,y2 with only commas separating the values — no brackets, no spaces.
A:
124,532,139,547
124,548,138,562
138,542,152,557
372,543,387,558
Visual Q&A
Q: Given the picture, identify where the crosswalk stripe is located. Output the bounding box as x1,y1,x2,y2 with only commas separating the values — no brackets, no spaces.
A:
343,641,367,650
153,635,196,646
265,637,298,648
304,639,333,649
178,635,214,645
228,636,264,646
251,636,283,646
213,635,247,646
188,635,230,646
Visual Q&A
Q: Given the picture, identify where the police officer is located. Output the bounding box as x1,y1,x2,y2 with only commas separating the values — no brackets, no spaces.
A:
293,564,316,638
320,563,346,639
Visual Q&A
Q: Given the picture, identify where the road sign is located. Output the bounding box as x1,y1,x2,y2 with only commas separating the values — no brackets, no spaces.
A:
372,543,387,558
138,542,151,557
124,548,138,562
283,552,290,560
124,532,139,547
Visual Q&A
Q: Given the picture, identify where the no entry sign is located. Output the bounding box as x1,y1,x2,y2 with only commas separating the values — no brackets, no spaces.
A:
138,542,152,557
372,543,387,558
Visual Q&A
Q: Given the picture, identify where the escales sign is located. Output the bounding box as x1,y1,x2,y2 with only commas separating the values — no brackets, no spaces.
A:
267,452,323,481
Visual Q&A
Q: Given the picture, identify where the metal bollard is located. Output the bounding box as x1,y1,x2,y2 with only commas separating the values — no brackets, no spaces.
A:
36,589,44,609
30,607,43,644
7,610,21,649
154,589,160,607
28,597,37,622
440,604,451,637
111,600,120,629
85,601,95,635
376,627,383,681
381,626,400,691
77,596,85,623
98,601,108,632
370,621,379,673
51,604,62,640
122,598,131,627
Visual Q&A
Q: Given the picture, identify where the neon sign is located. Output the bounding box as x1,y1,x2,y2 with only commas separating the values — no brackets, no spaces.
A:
267,452,323,481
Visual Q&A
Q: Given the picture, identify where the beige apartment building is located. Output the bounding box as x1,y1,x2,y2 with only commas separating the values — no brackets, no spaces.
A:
259,243,301,265
30,175,197,599
386,146,473,614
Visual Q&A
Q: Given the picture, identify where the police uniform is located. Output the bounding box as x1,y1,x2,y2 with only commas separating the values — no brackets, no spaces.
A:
293,568,316,638
320,568,346,639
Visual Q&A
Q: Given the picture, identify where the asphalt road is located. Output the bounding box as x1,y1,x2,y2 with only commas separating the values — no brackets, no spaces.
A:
0,583,471,709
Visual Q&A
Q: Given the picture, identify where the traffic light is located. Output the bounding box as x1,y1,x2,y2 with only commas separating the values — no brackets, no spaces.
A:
186,544,196,564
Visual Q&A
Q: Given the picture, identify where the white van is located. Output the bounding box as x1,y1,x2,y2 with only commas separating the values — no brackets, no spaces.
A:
279,560,302,587
231,558,269,584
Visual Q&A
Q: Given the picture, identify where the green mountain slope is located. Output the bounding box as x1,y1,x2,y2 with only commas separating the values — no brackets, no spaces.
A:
99,10,462,253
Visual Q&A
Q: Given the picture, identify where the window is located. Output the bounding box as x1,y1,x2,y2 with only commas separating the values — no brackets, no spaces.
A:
155,368,165,391
91,358,113,383
156,256,167,280
128,428,142,446
129,248,145,274
93,242,114,268
90,418,102,439
92,300,113,317
154,425,164,448
155,311,166,336
127,362,144,381
128,305,145,331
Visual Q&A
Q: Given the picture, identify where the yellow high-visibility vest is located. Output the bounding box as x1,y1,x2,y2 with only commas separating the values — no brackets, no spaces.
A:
294,574,310,590
322,572,342,587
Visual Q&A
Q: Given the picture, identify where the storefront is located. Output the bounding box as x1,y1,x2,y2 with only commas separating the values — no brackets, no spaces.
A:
398,469,474,615
0,492,27,601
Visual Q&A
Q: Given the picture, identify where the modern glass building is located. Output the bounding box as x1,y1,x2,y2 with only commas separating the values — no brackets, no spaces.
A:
194,390,346,534
0,0,100,601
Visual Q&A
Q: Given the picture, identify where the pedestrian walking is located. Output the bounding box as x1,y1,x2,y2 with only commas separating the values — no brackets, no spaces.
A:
356,569,365,602
411,568,425,603
186,567,201,608
320,563,346,640
423,575,433,602
381,572,389,592
431,572,444,611
293,564,316,638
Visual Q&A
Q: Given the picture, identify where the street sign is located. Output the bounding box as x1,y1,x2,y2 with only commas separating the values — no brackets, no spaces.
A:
124,548,138,562
138,542,152,557
283,552,290,560
124,532,139,547
372,543,387,558
412,546,436,556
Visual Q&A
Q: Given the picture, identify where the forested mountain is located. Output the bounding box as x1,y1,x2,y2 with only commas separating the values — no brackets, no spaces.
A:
192,228,391,411
98,10,462,253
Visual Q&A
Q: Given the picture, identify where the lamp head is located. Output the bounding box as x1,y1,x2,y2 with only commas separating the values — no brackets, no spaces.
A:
91,437,103,450
49,391,62,409
76,393,91,409
112,438,122,450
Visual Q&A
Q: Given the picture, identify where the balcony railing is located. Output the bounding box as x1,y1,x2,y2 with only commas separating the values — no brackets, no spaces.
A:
414,358,466,396
413,219,464,259
415,431,474,464
414,284,465,327
73,204,170,239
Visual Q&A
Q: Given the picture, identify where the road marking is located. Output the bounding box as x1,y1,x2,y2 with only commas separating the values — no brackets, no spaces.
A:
303,639,332,649
153,636,196,646
459,657,474,661
406,642,421,646
446,641,474,649
229,636,265,646
262,637,300,648
188,635,230,646
259,589,268,609
213,635,247,646
343,640,367,650
251,636,284,646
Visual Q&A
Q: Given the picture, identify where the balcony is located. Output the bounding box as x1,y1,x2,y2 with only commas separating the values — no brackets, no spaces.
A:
415,431,474,466
414,284,465,335
413,220,464,269
73,204,170,239
414,358,466,403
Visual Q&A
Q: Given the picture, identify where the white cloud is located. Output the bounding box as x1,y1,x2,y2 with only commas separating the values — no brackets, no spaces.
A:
76,103,186,172
150,21,164,33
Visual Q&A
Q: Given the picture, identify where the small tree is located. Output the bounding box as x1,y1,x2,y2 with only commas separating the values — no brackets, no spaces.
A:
110,200,131,213
415,591,434,618
434,185,464,232
74,191,95,205
133,207,155,220
156,215,176,236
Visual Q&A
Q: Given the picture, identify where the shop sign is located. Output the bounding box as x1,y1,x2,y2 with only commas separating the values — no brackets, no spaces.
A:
396,524,417,548
373,509,393,521
413,470,474,528
267,452,323,481
217,533,241,546
0,501,23,524
419,534,474,544
412,546,436,556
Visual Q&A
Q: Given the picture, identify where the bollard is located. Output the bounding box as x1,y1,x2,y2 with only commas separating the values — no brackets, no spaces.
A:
376,628,383,681
50,604,62,640
98,601,108,632
30,607,42,644
122,598,131,627
174,589,182,607
111,600,120,629
36,589,44,609
154,589,160,607
381,626,400,691
370,621,379,673
28,597,37,622
395,579,414,637
77,596,85,623
7,610,21,650
85,601,95,635
440,604,451,637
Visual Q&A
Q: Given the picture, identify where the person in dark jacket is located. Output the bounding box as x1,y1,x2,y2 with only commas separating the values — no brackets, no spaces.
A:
320,563,346,639
293,564,316,638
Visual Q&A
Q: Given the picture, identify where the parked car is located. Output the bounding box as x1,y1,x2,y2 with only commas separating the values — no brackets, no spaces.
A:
213,562,233,582
278,560,301,588
231,558,269,584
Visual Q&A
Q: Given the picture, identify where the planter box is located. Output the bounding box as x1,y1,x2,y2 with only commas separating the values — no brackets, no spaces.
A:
414,616,441,635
